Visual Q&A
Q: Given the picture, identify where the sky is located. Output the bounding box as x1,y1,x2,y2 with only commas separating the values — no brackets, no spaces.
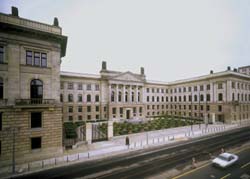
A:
1,0,250,82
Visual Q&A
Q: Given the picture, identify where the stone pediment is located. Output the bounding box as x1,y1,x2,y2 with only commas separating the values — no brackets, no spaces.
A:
110,71,144,82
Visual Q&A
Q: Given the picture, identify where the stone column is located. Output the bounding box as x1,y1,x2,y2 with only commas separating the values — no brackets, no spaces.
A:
122,85,126,102
107,121,113,139
115,84,118,102
86,123,92,144
135,85,138,103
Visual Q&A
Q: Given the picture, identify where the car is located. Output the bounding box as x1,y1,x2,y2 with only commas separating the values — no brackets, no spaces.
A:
212,152,238,168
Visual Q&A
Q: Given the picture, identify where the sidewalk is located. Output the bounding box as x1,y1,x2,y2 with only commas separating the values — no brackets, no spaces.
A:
1,120,250,178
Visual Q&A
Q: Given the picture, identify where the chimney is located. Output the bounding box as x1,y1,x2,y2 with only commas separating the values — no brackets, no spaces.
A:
11,6,19,17
53,17,59,26
227,66,231,71
102,61,107,71
233,68,237,72
140,67,145,75
210,70,213,74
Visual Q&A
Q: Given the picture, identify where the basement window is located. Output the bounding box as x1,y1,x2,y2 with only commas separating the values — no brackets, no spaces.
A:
31,137,41,150
31,112,42,128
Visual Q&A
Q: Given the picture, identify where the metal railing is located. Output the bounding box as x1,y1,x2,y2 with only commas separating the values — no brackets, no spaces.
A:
15,99,55,105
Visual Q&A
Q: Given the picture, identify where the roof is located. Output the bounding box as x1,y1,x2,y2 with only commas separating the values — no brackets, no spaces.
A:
60,71,100,79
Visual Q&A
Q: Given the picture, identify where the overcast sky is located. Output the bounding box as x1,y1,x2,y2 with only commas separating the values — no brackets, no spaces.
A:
1,0,250,82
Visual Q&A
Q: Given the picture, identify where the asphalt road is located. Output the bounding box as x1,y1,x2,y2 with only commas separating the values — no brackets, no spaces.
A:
13,126,250,179
173,147,250,179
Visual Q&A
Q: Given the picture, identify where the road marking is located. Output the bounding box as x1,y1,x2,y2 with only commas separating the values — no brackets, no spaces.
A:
172,146,250,179
220,173,231,179
241,161,250,169
171,162,210,179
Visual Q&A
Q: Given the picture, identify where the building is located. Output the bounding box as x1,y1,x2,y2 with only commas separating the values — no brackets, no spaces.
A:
0,7,67,165
61,62,250,125
0,7,250,167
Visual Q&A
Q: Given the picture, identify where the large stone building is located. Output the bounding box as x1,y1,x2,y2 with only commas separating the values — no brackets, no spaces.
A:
0,8,67,165
0,7,250,167
61,62,250,125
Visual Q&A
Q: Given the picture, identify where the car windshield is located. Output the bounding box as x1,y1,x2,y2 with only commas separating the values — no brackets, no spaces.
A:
217,155,229,161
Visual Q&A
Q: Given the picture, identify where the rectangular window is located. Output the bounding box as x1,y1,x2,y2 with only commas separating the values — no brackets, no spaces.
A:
87,84,91,90
31,112,42,128
95,84,99,91
0,46,4,63
78,106,82,112
120,107,123,114
112,108,116,115
87,115,91,120
26,51,33,65
68,83,74,90
194,86,197,91
68,106,73,113
96,106,99,112
60,82,64,89
218,93,223,101
218,105,222,112
87,106,91,112
78,115,82,120
207,84,210,90
0,140,1,155
96,115,99,119
34,52,40,66
78,84,82,90
31,137,41,150
41,53,47,67
218,83,223,89
68,116,73,121
200,85,204,91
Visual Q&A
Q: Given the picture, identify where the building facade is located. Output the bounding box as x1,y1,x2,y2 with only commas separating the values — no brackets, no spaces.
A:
0,8,67,165
61,62,250,125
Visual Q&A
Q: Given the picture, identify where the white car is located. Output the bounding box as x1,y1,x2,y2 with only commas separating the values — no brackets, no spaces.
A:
212,152,238,168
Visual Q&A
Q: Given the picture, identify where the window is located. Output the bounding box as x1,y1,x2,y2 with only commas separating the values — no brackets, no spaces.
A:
78,94,82,102
0,77,3,99
60,82,64,89
68,116,73,121
232,82,235,89
95,95,99,102
96,106,99,112
189,95,192,102
125,92,128,102
200,94,204,101
188,87,192,92
68,106,73,113
68,94,73,102
206,105,210,111
218,93,223,101
112,108,116,115
132,92,135,102
30,79,43,99
139,107,142,113
41,53,47,67
78,106,82,112
104,106,107,112
120,107,123,114
87,84,91,90
78,84,82,90
87,106,91,112
0,140,1,156
232,93,235,101
26,51,32,65
138,92,141,102
207,84,210,90
218,83,223,89
206,94,210,101
31,137,41,150
194,95,197,102
218,105,222,112
118,92,122,102
194,86,197,91
78,116,82,120
111,91,115,102
87,115,91,120
68,83,73,90
0,46,4,63
87,94,91,102
95,84,99,91
31,112,42,128
34,52,40,66
146,88,150,93
200,85,204,91
96,115,99,119
0,113,2,131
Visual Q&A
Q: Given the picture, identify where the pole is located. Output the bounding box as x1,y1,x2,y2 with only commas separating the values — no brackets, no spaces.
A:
12,128,15,174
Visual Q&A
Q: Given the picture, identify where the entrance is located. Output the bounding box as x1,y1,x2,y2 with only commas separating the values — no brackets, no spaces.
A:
126,110,130,119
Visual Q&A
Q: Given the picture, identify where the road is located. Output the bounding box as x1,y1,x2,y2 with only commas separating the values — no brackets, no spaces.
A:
173,147,250,179
14,126,250,179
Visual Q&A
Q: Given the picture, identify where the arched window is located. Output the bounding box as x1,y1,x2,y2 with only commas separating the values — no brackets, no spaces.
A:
87,94,91,102
200,94,204,101
118,91,122,102
131,92,134,102
125,92,128,102
68,94,73,102
0,77,3,99
111,91,115,102
30,79,43,99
